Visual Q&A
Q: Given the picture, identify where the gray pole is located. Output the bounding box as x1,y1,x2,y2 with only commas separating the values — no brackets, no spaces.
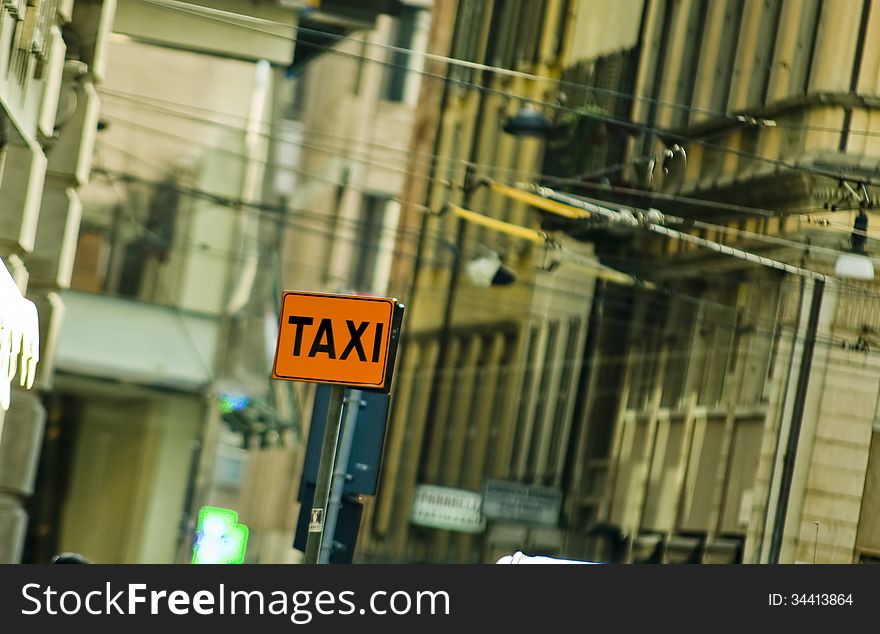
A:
303,384,345,563
768,277,824,563
319,388,363,564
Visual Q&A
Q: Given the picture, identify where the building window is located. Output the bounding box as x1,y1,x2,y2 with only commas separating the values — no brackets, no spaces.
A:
383,6,421,102
515,0,546,65
448,0,489,84
350,194,388,292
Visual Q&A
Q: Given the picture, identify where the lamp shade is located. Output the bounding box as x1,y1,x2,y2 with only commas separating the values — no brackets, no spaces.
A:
502,108,555,137
466,253,517,286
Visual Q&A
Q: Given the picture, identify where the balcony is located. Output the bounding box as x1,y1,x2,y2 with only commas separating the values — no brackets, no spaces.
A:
54,287,219,391
112,0,407,67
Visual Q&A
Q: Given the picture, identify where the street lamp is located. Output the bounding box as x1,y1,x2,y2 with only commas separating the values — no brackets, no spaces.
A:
502,105,557,138
465,250,517,287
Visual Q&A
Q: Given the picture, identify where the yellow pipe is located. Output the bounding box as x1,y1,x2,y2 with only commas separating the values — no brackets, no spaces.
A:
568,256,655,288
489,182,589,219
450,203,546,243
449,202,651,288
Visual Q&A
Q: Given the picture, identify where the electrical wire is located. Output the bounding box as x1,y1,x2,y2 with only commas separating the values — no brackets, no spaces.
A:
95,138,880,328
565,189,880,268
99,88,656,206
92,148,880,333
529,184,880,287
100,85,864,227
127,0,880,193
503,184,831,280
100,103,878,310
129,0,880,144
100,111,451,208
96,166,858,348
98,88,462,178
91,155,756,324
96,172,880,399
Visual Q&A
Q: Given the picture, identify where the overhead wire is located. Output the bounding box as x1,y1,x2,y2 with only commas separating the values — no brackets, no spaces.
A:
94,4,880,321
100,88,669,210
91,150,769,327
95,195,803,366
95,112,751,287
524,184,880,291
129,0,880,144
101,90,852,266
99,111,453,210
99,162,880,350
98,159,869,380
97,134,880,332
94,141,880,327
98,80,859,225
128,0,880,191
565,189,880,268
101,104,876,299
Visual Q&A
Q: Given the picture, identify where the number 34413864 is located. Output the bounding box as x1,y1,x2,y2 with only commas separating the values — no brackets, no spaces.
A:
769,594,853,606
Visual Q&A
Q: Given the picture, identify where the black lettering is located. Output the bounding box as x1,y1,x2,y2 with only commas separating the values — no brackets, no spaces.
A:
287,315,314,356
340,320,369,361
308,319,336,358
372,322,384,363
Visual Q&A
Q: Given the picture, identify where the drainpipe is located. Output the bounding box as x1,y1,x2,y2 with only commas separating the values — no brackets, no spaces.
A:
767,277,824,563
838,0,871,152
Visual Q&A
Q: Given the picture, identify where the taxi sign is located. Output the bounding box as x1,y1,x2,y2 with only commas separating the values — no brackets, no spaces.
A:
271,291,404,392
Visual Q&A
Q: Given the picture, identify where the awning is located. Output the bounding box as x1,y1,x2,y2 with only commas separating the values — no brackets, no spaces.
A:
290,0,405,70
55,290,218,393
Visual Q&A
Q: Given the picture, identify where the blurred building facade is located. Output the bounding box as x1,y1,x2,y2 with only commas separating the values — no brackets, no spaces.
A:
9,0,880,567
556,0,880,565
15,0,433,563
364,0,880,564
272,0,434,561
358,0,606,563
0,0,115,563
27,0,297,564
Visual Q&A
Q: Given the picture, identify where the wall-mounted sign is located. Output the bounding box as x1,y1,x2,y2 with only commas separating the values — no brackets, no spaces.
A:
410,484,486,534
0,258,39,411
271,291,403,393
192,506,248,564
482,479,562,526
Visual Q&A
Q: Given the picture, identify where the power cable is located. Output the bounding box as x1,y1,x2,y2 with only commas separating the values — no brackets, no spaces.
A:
93,149,880,327
99,88,828,222
99,83,876,235
130,0,880,143
128,0,880,191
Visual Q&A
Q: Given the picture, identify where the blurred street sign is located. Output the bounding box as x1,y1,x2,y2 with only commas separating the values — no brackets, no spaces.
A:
294,482,363,564
303,385,390,496
192,506,248,564
482,479,562,526
0,258,39,411
271,291,404,393
410,484,486,533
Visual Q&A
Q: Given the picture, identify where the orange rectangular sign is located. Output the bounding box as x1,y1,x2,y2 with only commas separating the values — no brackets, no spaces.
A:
271,291,403,392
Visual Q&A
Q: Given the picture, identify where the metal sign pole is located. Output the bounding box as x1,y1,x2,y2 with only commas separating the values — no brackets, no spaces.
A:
303,384,345,563
318,388,363,563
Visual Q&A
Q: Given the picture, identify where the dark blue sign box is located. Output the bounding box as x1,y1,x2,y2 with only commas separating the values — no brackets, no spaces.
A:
300,385,390,497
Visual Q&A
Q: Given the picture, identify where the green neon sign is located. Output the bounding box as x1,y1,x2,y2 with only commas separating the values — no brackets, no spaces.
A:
192,506,249,564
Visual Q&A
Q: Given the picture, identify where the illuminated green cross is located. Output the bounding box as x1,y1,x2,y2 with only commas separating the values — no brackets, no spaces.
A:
192,506,249,564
